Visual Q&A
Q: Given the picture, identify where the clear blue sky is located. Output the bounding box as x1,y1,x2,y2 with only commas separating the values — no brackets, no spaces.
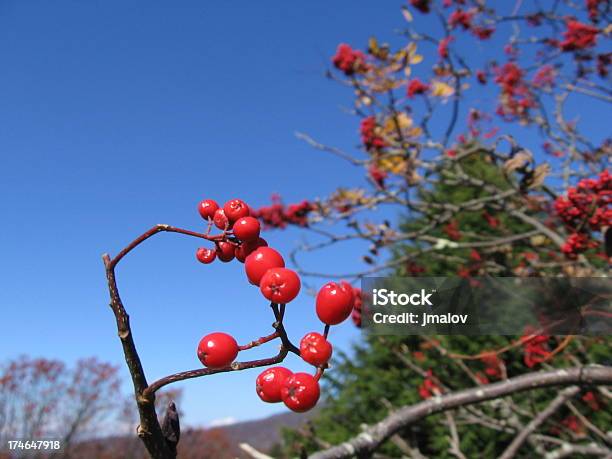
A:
0,1,608,429
0,1,407,428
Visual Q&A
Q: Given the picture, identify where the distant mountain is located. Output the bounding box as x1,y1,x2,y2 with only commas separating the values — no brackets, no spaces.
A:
64,409,318,459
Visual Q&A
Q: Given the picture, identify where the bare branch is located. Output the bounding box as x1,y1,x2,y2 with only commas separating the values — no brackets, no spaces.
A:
309,366,612,459
498,386,580,459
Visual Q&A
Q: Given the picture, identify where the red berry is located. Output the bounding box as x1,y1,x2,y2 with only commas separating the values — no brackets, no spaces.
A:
198,199,219,220
233,216,261,242
260,267,301,303
353,287,362,311
213,209,230,230
223,199,250,223
316,282,354,325
196,247,216,264
256,366,293,403
351,309,362,327
244,247,285,285
300,332,333,367
235,238,268,263
281,373,320,412
197,332,239,369
340,281,355,308
216,241,235,262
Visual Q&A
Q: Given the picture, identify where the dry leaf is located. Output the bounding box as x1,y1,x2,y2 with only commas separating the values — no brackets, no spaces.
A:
528,163,551,189
401,6,413,22
377,155,406,174
503,150,533,173
431,81,455,97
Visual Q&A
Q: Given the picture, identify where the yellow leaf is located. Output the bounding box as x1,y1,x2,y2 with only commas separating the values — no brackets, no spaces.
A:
383,113,413,135
409,54,423,64
368,37,378,55
378,156,406,174
396,112,413,130
431,81,455,97
406,42,417,57
401,6,413,22
408,126,423,137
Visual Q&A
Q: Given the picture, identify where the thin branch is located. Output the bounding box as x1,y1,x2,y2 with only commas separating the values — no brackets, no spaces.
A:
103,254,172,459
143,350,289,397
295,132,366,166
498,386,580,459
240,443,275,459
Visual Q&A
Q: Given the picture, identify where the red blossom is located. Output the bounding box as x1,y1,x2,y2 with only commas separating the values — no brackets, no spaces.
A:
561,415,584,433
443,219,461,240
360,116,387,150
521,326,551,368
409,0,431,13
494,62,535,121
438,36,454,59
582,391,602,410
332,43,369,76
597,52,611,77
532,64,556,88
406,78,430,98
587,0,607,21
419,370,442,399
472,26,494,40
445,148,457,158
480,352,503,379
406,261,426,276
351,287,363,327
476,69,487,84
482,211,500,228
448,8,474,30
555,170,612,232
543,141,564,157
561,232,598,257
368,164,388,189
252,194,315,229
559,20,599,51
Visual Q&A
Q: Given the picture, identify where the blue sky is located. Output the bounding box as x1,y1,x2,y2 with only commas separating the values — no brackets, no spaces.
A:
0,1,407,428
0,1,608,429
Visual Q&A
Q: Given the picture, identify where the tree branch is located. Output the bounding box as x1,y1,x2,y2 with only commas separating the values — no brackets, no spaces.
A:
309,366,612,459
103,254,172,459
498,386,580,459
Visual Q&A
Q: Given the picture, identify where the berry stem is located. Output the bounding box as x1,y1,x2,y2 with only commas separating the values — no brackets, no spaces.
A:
238,331,281,351
110,224,232,269
270,303,300,356
323,324,331,338
144,349,290,397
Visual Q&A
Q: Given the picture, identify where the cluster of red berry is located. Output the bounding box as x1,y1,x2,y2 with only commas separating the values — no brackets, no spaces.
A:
360,116,387,151
521,326,551,368
406,78,430,98
351,288,363,327
256,281,362,411
193,198,362,412
493,62,535,121
251,195,314,229
554,170,611,257
418,369,442,399
558,20,599,52
332,43,369,76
